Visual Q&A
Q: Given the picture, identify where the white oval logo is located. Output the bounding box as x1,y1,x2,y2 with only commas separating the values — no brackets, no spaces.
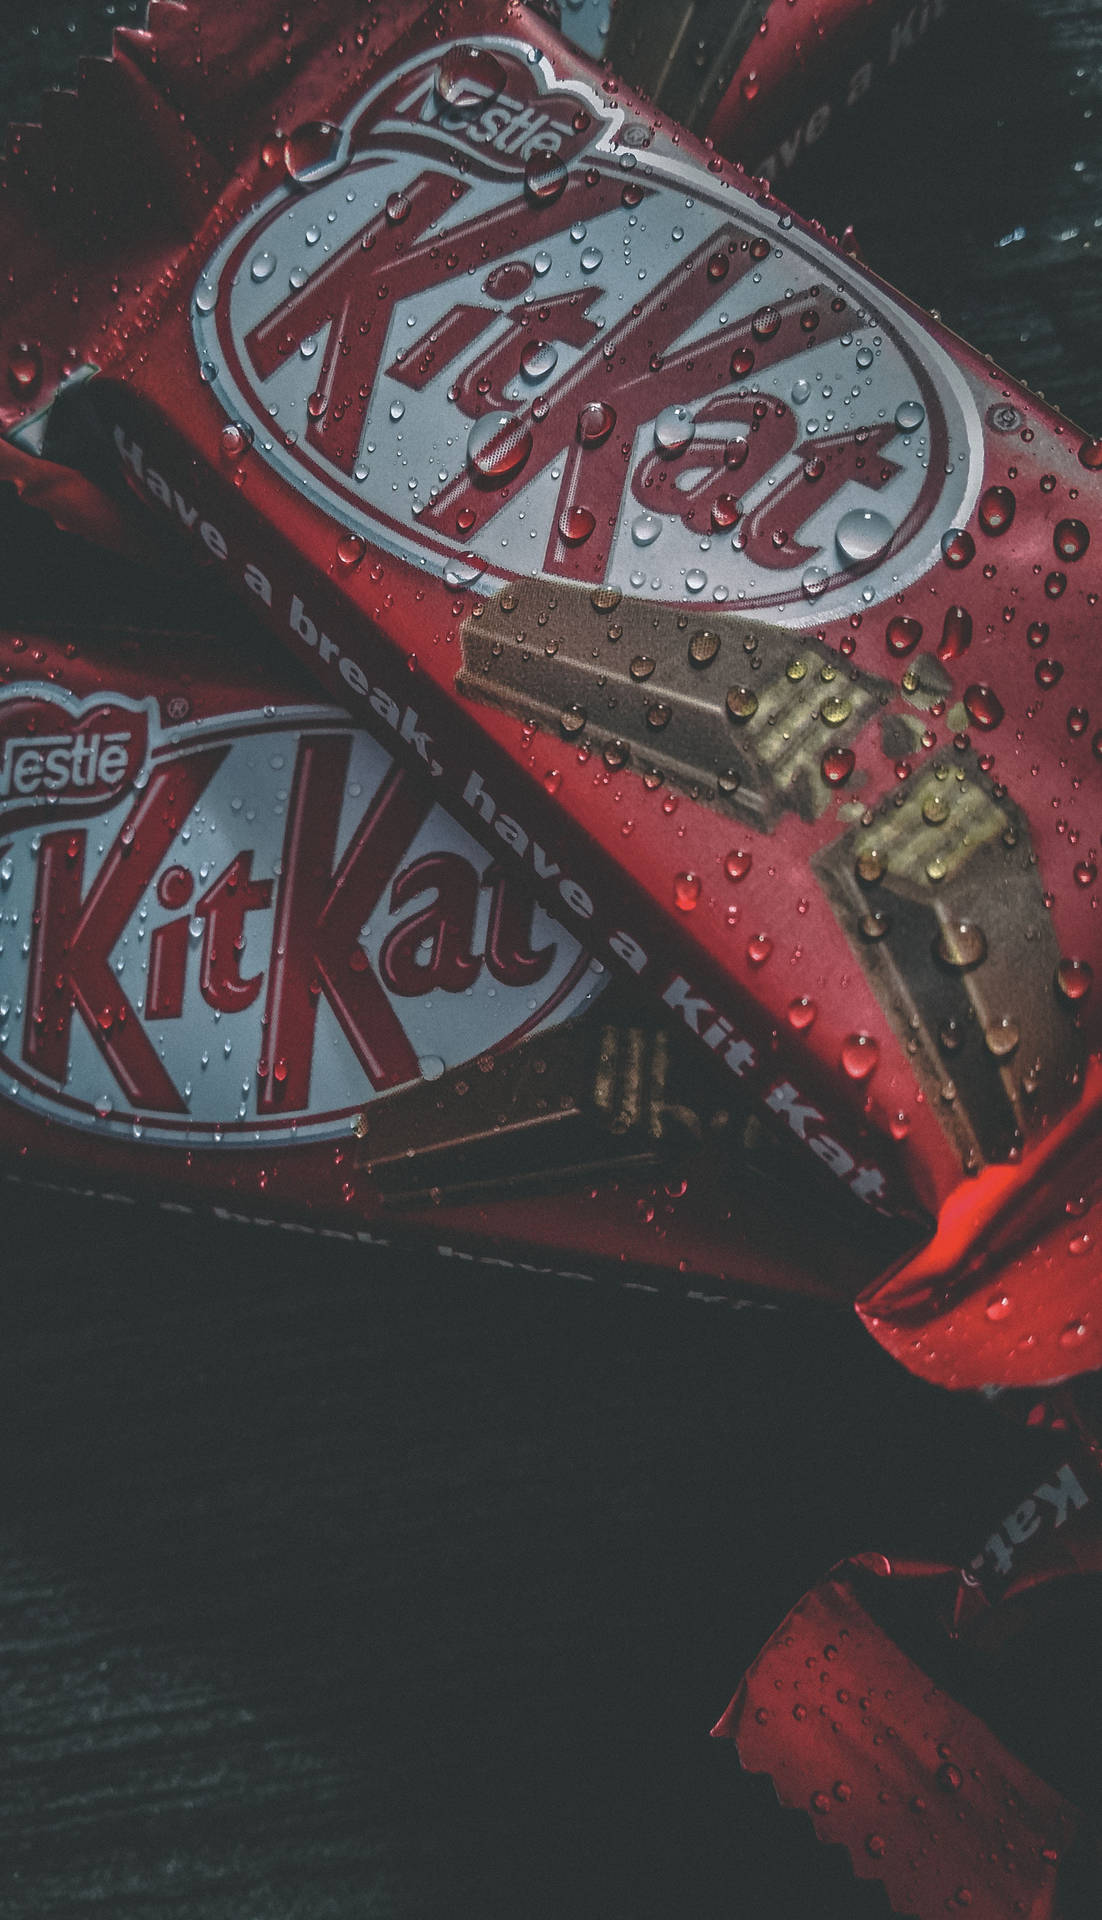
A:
0,684,600,1144
193,36,982,628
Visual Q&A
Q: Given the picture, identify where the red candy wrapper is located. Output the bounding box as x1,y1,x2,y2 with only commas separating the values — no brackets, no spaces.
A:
716,1382,1102,1916
2,0,1099,1389
0,498,911,1305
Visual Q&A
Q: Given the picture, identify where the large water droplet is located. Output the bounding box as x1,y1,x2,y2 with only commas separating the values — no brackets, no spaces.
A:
963,683,1004,731
467,412,533,483
674,872,701,912
521,339,558,382
631,511,661,546
1056,957,1093,1002
978,485,1015,536
894,399,925,432
558,505,595,545
578,401,616,447
283,120,346,186
654,405,695,455
821,746,856,785
937,605,972,661
935,920,987,970
1054,518,1090,562
841,1033,879,1080
436,46,506,110
886,614,922,656
250,250,278,283
524,151,567,203
835,508,893,567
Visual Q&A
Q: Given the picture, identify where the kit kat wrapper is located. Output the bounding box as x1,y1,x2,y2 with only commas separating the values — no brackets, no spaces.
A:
0,514,908,1306
3,0,1100,1385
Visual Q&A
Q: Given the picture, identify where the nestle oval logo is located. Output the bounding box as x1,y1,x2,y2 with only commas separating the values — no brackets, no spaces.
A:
193,35,982,629
0,690,151,833
0,685,600,1145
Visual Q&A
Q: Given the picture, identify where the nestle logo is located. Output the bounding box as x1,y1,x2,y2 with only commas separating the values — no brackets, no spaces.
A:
371,45,586,168
0,691,150,831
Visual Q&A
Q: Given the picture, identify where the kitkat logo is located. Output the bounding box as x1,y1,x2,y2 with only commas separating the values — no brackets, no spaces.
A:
0,689,151,834
0,687,599,1144
193,35,983,627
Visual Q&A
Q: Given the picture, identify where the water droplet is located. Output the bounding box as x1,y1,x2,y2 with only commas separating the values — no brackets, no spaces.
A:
578,401,616,447
935,921,987,970
467,412,533,483
558,505,595,545
674,872,701,912
811,1791,832,1815
724,849,752,882
979,485,1015,536
632,512,661,546
726,686,758,721
220,421,253,464
937,1761,964,1794
984,1017,1020,1058
747,933,773,966
841,1033,879,1080
1079,435,1102,470
985,1293,1013,1321
922,791,951,826
752,307,781,340
937,605,972,660
580,245,603,272
802,565,830,599
788,997,817,1030
856,849,885,885
1054,518,1089,562
629,655,655,681
250,249,278,283
820,694,852,727
654,405,695,455
521,340,558,382
895,399,925,432
1056,957,1093,1002
193,279,219,316
886,614,922,656
821,746,856,785
436,46,506,109
1074,858,1097,888
646,702,672,730
524,151,567,203
836,508,893,567
941,528,975,568
963,684,1004,730
559,705,586,737
865,1834,887,1859
688,629,721,667
791,377,811,405
283,120,346,186
335,531,366,570
685,568,707,593
1059,1318,1089,1350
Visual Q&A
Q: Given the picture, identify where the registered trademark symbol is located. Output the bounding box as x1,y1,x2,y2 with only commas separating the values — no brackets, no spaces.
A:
986,403,1024,434
165,696,191,722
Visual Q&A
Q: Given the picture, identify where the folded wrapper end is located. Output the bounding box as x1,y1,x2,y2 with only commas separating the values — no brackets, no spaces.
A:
855,1060,1102,1392
711,1558,1086,1920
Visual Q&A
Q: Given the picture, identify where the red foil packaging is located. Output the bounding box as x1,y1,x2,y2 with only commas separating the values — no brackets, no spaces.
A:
3,0,1100,1388
715,1384,1102,1916
0,504,909,1306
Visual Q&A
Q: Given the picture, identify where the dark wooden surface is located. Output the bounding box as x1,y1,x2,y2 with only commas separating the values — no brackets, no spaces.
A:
2,3,1101,1916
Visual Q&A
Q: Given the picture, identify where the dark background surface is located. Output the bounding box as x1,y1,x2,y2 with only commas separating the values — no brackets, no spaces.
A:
1,2,1101,1916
